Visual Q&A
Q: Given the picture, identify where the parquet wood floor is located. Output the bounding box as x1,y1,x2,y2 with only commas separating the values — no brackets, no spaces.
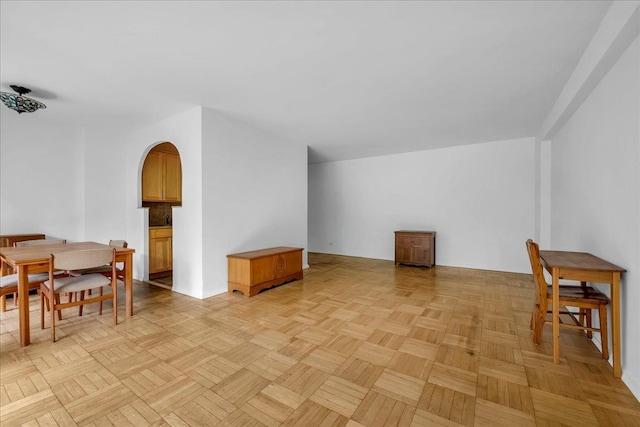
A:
1,253,639,426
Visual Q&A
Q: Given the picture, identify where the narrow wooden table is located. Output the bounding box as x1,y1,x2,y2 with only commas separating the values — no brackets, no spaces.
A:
0,241,135,347
539,250,626,377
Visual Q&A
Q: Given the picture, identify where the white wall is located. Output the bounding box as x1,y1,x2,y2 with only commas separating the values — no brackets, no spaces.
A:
549,36,639,396
83,127,128,246
121,108,203,297
27,104,307,300
201,108,308,298
309,137,536,273
83,107,204,298
0,113,85,241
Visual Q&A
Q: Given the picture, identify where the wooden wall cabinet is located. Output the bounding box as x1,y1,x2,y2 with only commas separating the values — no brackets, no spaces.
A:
149,227,172,274
142,145,182,202
395,231,436,268
228,247,303,297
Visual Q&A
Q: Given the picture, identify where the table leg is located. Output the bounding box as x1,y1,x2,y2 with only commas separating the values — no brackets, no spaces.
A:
0,260,6,313
18,265,30,347
611,272,621,378
124,253,134,317
552,268,560,364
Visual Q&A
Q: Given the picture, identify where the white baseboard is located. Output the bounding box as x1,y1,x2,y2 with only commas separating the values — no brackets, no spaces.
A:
623,371,640,401
580,326,639,401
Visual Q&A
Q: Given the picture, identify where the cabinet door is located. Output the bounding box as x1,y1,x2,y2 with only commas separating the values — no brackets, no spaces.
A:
167,238,173,271
149,238,160,273
142,151,163,201
411,247,431,265
410,235,433,266
163,153,182,202
395,235,413,263
149,237,172,273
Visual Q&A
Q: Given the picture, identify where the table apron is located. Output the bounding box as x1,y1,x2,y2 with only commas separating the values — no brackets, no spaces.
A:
1,261,49,274
557,268,614,283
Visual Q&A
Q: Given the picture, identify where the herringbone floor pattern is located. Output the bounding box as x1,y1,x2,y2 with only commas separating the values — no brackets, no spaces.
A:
1,253,639,426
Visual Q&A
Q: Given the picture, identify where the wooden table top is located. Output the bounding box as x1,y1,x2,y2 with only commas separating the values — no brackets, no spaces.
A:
0,241,135,266
539,250,626,272
394,230,437,234
227,246,303,260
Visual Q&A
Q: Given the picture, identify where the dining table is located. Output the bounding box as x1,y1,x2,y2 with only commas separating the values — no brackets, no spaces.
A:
539,249,626,378
0,241,135,347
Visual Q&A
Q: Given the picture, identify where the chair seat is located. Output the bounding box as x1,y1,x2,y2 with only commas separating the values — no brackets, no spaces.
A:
548,285,609,305
1,271,64,288
43,273,112,294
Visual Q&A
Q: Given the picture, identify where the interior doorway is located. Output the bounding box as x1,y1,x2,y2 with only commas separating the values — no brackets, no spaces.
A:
141,142,182,289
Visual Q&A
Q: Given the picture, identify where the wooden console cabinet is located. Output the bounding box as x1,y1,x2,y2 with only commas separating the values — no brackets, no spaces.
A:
395,231,436,268
227,247,303,297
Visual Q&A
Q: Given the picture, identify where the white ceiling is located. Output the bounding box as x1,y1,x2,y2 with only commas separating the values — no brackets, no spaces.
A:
0,1,612,163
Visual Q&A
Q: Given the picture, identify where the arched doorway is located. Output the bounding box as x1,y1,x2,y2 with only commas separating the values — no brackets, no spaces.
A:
141,142,182,288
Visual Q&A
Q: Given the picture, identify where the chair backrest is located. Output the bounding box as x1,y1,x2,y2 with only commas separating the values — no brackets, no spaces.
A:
15,239,66,247
526,239,548,304
109,240,128,248
51,248,116,271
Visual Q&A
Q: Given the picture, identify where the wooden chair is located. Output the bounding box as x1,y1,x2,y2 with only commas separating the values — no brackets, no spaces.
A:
69,240,127,277
0,272,48,310
526,239,609,360
0,239,66,312
40,248,118,342
68,240,127,315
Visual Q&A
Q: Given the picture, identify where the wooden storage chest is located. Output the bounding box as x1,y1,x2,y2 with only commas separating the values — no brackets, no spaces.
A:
227,247,303,297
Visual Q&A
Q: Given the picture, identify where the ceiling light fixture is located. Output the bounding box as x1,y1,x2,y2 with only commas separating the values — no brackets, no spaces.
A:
0,85,47,114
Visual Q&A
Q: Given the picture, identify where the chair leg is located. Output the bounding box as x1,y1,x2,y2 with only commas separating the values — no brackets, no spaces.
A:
55,294,62,321
78,290,85,316
79,289,95,316
530,303,538,330
533,306,545,344
50,293,56,342
112,284,117,326
599,305,609,361
13,292,18,306
99,287,104,315
0,294,6,312
40,288,45,329
586,309,593,339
